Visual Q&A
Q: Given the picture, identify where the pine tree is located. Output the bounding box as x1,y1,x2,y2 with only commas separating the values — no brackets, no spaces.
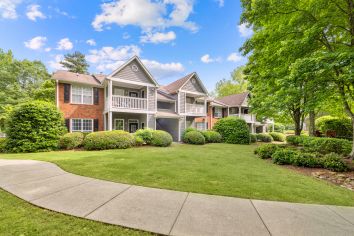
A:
60,51,89,74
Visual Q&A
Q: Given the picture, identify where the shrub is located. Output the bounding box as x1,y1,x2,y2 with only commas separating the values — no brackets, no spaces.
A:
83,130,134,150
213,117,250,144
254,144,280,159
135,129,153,144
0,138,7,153
59,132,84,150
286,135,306,146
133,135,144,146
250,133,257,143
273,123,285,133
269,132,286,142
315,116,352,138
201,130,222,143
292,152,323,168
5,101,66,153
322,153,348,172
272,149,298,165
183,131,205,145
256,133,273,142
151,130,173,147
303,137,351,155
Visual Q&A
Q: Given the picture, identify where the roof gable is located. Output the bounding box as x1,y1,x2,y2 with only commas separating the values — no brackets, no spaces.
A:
108,56,159,86
163,72,208,95
216,92,250,106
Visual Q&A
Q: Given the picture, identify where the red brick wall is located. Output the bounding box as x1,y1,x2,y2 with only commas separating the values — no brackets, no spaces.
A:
57,82,104,131
194,104,221,130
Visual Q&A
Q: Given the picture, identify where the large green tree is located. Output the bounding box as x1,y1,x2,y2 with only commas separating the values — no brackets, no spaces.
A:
214,66,248,97
240,0,354,156
60,51,89,74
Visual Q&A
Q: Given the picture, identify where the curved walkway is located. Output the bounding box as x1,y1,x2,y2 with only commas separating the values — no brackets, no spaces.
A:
1,159,354,236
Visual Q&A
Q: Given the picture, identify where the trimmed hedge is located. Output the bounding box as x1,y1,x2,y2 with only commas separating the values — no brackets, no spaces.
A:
250,133,257,143
269,132,286,142
135,129,153,144
5,101,66,153
183,131,205,145
0,138,7,153
256,133,273,142
272,149,298,165
315,116,352,138
201,130,222,143
83,130,134,150
286,135,310,146
213,117,250,144
151,130,173,147
59,132,84,150
322,153,348,172
254,144,279,159
133,135,144,146
292,152,323,168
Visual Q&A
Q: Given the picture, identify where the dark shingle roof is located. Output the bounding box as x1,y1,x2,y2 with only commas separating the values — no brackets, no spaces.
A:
215,92,249,106
52,70,104,86
162,72,195,94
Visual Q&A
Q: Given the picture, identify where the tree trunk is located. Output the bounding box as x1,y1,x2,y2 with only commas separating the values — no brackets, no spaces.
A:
292,108,303,136
349,118,354,160
309,111,316,136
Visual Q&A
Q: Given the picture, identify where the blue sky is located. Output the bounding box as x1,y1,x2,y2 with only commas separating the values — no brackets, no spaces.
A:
0,0,252,91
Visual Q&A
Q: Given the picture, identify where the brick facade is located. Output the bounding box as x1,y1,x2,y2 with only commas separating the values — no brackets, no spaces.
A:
57,82,104,131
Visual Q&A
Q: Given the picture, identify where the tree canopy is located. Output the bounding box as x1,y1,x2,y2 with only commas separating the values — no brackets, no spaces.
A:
60,51,89,74
214,66,248,97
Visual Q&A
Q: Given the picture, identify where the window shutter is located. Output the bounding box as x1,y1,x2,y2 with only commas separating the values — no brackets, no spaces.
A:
212,107,215,118
64,84,71,103
65,119,70,132
94,119,99,131
93,88,99,105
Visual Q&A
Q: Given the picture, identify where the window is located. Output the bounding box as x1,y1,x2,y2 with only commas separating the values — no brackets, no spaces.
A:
196,122,205,131
229,107,238,115
114,88,124,96
71,85,93,104
214,107,222,118
129,91,138,97
141,122,145,129
71,119,93,132
114,119,124,130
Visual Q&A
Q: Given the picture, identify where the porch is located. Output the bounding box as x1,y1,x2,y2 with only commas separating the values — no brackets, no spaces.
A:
104,112,153,133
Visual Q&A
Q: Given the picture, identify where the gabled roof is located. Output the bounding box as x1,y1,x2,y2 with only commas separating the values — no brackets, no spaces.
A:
52,70,103,86
107,56,159,86
157,89,176,102
163,72,208,94
215,92,250,106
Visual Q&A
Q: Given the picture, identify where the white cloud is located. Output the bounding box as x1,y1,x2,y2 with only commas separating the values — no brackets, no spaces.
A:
26,4,46,21
48,54,64,70
92,0,197,32
45,47,51,52
24,36,47,50
0,0,21,19
216,0,224,7
141,59,184,79
86,39,96,46
227,52,243,62
238,23,253,37
140,31,176,44
56,38,73,50
201,54,221,64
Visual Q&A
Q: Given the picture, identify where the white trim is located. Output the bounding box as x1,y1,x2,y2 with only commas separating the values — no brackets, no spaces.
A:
71,118,93,133
113,118,125,130
146,113,149,129
155,88,157,112
108,112,112,131
109,77,157,87
179,90,207,96
178,72,209,95
70,85,94,105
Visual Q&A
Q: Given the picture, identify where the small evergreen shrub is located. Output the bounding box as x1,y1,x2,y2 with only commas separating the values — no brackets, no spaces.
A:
0,138,7,153
183,131,205,145
315,116,352,138
250,134,257,143
83,130,134,150
133,135,144,146
292,152,323,168
273,123,285,133
302,137,351,155
5,101,66,153
135,129,153,144
201,130,222,143
151,130,173,147
272,149,298,165
254,144,279,159
322,153,348,172
286,135,306,146
213,117,250,144
256,133,273,142
269,132,286,142
59,132,84,150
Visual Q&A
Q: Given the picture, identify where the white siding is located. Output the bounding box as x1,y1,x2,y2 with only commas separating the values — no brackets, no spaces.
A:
181,78,204,93
148,87,156,111
112,60,155,85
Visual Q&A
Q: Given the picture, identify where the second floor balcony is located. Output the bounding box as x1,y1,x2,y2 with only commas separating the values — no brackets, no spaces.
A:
230,113,255,123
186,103,206,115
112,95,148,111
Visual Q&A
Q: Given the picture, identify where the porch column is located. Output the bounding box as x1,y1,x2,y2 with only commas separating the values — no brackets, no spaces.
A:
108,79,112,109
108,111,112,131
103,113,106,130
227,107,229,117
238,106,241,117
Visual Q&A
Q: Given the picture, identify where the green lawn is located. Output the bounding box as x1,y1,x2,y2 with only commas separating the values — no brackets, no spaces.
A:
0,189,152,236
1,143,353,206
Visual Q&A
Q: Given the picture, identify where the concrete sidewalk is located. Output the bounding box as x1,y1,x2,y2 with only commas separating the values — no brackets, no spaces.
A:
0,159,353,236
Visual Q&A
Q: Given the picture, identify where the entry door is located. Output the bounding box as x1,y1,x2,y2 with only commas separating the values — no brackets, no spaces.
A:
129,122,138,133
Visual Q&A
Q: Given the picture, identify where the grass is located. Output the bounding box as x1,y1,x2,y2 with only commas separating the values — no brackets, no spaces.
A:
0,189,152,236
1,143,353,206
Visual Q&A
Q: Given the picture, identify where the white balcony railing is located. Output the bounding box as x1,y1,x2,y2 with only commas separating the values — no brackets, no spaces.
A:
230,114,255,123
112,95,147,110
186,103,205,115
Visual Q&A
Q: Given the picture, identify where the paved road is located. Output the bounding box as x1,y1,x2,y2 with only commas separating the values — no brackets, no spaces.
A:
0,159,354,236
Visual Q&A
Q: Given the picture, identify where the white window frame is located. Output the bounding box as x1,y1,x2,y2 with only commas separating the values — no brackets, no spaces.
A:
71,85,93,105
196,122,205,131
214,107,223,118
71,119,93,132
114,119,125,130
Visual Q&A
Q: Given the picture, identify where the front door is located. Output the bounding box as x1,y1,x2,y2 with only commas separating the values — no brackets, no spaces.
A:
129,121,139,133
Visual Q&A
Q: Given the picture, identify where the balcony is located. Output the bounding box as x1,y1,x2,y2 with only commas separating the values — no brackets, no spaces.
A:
112,95,147,110
230,114,255,123
186,103,206,115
